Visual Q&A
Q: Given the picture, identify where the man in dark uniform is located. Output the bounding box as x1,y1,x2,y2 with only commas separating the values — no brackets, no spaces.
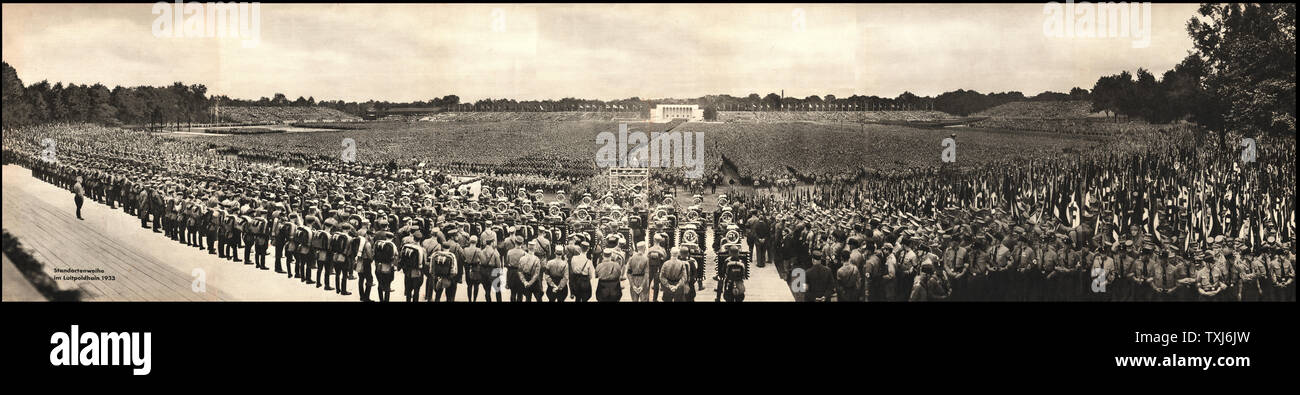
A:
544,245,569,302
334,222,354,295
517,240,543,302
717,244,748,302
430,239,460,302
400,231,426,302
567,241,594,302
658,247,689,302
804,249,834,302
354,222,375,302
479,235,504,302
240,205,256,265
310,216,328,288
462,235,483,302
626,242,650,302
594,245,625,302
272,208,293,275
298,215,318,284
206,202,220,255
373,225,399,302
646,234,668,302
505,236,527,302
251,207,270,270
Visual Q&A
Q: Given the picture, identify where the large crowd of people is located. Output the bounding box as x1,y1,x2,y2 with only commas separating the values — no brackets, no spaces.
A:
715,110,956,123
218,106,360,124
2,121,1294,302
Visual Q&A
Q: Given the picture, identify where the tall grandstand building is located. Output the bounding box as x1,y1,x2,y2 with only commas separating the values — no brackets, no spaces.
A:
651,104,703,123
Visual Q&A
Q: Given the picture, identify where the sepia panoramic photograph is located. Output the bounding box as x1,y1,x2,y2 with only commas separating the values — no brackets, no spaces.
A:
1,2,1294,305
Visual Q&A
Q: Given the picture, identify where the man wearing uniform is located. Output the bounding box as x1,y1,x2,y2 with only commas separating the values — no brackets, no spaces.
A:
895,240,918,302
625,242,650,302
878,243,899,301
72,177,85,220
1196,253,1225,302
646,235,668,302
206,203,221,256
544,246,570,302
1211,245,1231,302
240,206,256,265
594,245,625,302
334,222,355,296
273,209,294,276
479,236,504,302
430,240,460,302
990,235,1014,301
421,233,443,302
462,235,482,302
941,237,966,301
568,242,594,302
400,231,427,302
505,236,527,302
658,247,690,302
373,226,399,302
803,249,833,302
314,218,335,289
354,223,375,302
1236,246,1266,302
717,245,747,302
512,240,541,302
296,216,316,283
230,205,246,263
251,208,270,270
835,250,862,302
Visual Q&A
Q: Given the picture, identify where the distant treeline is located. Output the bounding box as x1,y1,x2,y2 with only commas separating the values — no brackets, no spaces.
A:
3,3,1291,141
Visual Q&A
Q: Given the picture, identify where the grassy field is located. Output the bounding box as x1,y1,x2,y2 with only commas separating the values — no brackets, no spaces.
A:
178,120,1106,178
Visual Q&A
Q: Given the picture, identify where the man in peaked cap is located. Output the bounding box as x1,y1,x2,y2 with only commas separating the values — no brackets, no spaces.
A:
251,207,271,270
646,233,669,302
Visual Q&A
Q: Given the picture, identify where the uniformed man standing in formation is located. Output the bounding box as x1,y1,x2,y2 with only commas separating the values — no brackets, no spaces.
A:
373,225,399,302
568,243,594,302
544,245,570,302
400,231,426,302
716,244,747,302
646,235,668,301
516,240,542,302
72,176,85,220
659,247,690,302
626,242,650,302
595,245,625,302
462,235,482,302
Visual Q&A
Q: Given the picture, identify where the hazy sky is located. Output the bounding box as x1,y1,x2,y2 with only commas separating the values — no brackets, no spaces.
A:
3,3,1202,102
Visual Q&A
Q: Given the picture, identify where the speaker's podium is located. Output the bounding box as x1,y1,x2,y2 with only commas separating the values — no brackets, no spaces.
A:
607,166,648,192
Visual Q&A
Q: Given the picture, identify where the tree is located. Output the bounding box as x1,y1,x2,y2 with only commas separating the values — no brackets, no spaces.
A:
1188,3,1296,140
1,61,31,128
763,93,781,110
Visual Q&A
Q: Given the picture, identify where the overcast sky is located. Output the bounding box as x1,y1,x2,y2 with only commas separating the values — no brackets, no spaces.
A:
3,3,1202,102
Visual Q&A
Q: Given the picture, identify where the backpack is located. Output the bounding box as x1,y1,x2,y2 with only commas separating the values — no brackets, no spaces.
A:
330,233,349,263
432,252,453,277
375,240,397,269
400,244,424,272
276,221,292,242
294,227,312,254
